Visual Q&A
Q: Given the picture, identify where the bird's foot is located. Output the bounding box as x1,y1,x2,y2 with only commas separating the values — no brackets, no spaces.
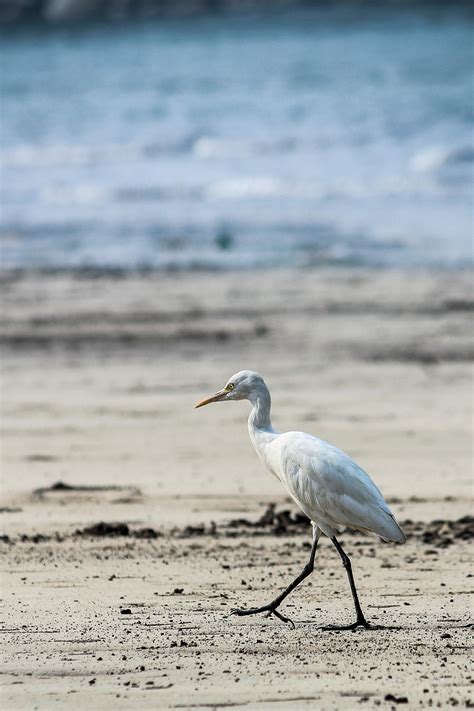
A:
321,617,400,632
230,605,295,629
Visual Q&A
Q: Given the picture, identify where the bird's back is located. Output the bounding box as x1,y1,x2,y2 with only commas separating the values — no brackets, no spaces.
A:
261,430,406,543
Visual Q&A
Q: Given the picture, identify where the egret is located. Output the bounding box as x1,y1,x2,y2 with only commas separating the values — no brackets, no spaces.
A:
196,370,406,630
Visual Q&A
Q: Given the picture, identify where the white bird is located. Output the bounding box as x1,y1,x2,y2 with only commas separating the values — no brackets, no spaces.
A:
196,370,406,630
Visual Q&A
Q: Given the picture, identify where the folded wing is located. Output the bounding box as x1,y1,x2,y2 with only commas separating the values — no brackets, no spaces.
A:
275,432,406,543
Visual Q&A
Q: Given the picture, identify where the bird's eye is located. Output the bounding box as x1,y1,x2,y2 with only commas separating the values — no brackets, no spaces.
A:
227,383,234,390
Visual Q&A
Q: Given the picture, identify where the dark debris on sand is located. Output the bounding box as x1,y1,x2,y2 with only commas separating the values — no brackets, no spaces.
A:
405,516,474,548
221,505,474,548
226,503,309,535
75,522,161,539
33,481,142,498
4,505,473,548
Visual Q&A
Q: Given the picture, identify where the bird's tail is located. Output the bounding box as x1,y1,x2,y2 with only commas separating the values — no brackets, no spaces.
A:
375,511,407,543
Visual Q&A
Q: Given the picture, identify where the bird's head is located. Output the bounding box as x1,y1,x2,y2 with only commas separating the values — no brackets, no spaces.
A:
195,370,266,408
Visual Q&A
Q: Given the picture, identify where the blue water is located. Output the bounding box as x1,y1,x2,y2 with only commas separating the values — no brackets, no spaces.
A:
1,7,473,270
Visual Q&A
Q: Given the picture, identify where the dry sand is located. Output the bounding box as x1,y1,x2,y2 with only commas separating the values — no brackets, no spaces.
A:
1,268,473,710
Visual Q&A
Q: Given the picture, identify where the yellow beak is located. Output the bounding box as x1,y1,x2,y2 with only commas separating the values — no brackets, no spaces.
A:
195,389,226,409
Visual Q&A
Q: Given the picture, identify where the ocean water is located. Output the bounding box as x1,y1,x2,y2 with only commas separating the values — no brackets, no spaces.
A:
1,7,473,271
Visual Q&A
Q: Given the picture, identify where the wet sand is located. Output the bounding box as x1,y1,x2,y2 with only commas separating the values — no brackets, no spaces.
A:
1,268,473,709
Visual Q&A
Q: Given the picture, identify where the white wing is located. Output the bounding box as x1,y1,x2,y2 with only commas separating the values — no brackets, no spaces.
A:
265,431,405,542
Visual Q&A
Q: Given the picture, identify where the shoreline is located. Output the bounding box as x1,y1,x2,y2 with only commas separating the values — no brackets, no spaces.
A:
3,1,470,27
2,264,474,287
1,267,472,355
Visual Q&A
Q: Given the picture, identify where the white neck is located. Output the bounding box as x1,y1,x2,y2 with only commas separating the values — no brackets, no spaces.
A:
247,382,278,453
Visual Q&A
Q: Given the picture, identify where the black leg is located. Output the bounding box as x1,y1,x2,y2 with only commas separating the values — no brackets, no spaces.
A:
321,536,400,631
231,526,320,628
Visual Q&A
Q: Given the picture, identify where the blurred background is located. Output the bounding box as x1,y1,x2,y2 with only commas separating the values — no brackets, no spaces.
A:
1,1,473,271
0,2,473,524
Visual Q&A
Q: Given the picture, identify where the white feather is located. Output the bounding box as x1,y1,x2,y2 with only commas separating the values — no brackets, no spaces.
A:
197,370,406,544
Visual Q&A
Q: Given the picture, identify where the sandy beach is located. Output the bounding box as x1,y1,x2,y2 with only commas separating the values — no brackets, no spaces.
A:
1,267,473,709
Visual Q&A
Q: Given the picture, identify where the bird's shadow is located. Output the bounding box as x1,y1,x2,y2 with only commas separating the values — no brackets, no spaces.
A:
289,619,473,632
